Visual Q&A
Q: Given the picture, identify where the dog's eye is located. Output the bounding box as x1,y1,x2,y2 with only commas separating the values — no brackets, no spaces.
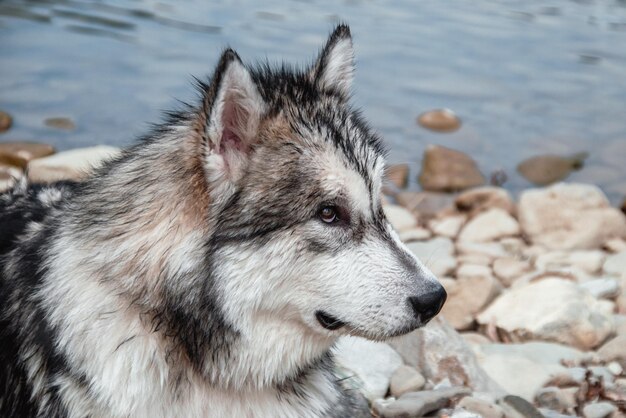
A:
319,206,338,224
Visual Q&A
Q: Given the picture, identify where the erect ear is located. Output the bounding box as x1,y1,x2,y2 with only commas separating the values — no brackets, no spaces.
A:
204,49,265,182
311,24,354,96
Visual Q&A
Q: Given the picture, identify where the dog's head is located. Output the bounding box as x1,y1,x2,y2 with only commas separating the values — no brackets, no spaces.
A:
201,25,446,341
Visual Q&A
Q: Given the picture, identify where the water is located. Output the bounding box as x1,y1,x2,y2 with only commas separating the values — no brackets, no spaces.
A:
1,0,626,202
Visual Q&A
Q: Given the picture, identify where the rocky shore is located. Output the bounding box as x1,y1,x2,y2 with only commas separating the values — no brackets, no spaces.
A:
1,139,625,418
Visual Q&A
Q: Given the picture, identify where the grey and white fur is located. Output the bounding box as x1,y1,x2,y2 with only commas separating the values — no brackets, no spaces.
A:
0,25,446,418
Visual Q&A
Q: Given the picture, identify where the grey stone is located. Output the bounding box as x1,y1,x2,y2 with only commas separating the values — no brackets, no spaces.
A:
380,387,471,417
579,278,621,299
389,366,426,398
458,396,506,418
498,395,544,418
582,402,617,418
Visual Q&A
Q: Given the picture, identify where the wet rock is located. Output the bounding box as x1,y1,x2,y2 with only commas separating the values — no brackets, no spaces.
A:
597,335,626,368
386,163,410,189
582,402,617,418
474,342,584,401
603,251,626,277
458,208,520,243
518,183,626,250
498,395,544,418
380,387,471,418
389,365,426,398
458,396,505,418
517,153,588,186
440,272,501,330
406,237,457,277
535,386,577,412
0,110,13,132
384,204,418,232
389,317,504,394
398,227,431,242
455,186,515,216
0,141,55,163
535,250,606,275
27,146,121,184
579,278,620,299
333,336,403,402
44,117,76,130
396,191,456,219
417,109,461,133
428,214,466,238
477,278,615,350
492,258,533,287
418,145,485,192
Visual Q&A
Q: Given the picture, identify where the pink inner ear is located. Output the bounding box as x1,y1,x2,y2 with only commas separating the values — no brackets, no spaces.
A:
219,94,248,155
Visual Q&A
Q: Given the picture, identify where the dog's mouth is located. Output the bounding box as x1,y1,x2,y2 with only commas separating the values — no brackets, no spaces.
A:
315,311,346,331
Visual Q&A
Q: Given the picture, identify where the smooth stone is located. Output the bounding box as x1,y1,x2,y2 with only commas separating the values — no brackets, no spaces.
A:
535,386,577,412
417,109,461,133
582,402,617,418
492,258,533,287
389,317,504,394
603,251,626,277
456,241,508,261
27,146,121,184
449,410,482,418
0,110,12,132
579,278,620,299
498,395,544,418
477,278,615,350
333,336,403,402
535,250,606,275
457,253,492,266
418,145,485,192
597,335,626,368
428,214,466,239
461,332,492,347
398,227,432,242
603,238,626,253
396,191,456,219
0,142,55,163
44,116,76,130
386,163,409,189
518,183,626,250
458,396,506,418
458,208,521,243
539,409,578,418
406,237,457,277
384,386,471,418
500,237,528,256
517,153,588,186
440,272,501,330
608,361,623,376
455,186,515,216
383,204,418,232
389,365,426,398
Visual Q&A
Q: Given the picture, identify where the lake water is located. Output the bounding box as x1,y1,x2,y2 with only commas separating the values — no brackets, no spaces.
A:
1,0,626,203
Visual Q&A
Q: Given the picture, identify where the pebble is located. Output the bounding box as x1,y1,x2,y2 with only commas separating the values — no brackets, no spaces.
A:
44,117,76,130
492,258,533,287
607,361,623,376
417,109,461,132
0,110,12,132
603,238,626,253
383,204,418,232
418,145,485,192
603,251,626,277
396,190,456,219
455,186,515,216
0,142,55,163
535,386,577,412
406,237,457,277
380,387,470,418
428,214,466,238
517,153,588,186
458,396,505,418
582,401,617,418
579,278,620,299
398,227,432,242
389,365,426,398
498,395,544,418
457,208,521,243
456,241,508,261
597,335,626,368
535,250,606,275
440,273,501,330
385,163,409,189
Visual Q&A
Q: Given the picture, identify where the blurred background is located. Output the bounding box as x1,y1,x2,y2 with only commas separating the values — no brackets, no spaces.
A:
1,0,626,203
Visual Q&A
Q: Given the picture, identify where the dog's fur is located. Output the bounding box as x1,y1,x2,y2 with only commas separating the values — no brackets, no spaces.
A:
0,25,445,417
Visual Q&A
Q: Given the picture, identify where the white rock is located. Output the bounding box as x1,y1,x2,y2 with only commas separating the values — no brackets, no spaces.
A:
603,238,626,253
477,278,615,350
384,204,418,232
535,250,606,275
492,258,533,287
458,208,521,243
582,402,617,418
440,273,501,330
579,278,620,299
456,241,508,261
456,264,492,279
458,396,506,418
518,183,626,250
389,317,504,394
474,342,585,402
603,251,626,277
406,237,457,277
27,146,121,183
389,365,426,398
428,214,467,238
457,253,492,266
333,336,403,402
607,361,623,376
597,335,626,368
399,227,432,242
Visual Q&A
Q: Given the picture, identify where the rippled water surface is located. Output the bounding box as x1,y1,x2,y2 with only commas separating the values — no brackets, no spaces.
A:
1,0,626,201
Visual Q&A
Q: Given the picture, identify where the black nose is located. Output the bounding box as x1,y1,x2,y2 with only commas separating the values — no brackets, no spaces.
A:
408,284,447,323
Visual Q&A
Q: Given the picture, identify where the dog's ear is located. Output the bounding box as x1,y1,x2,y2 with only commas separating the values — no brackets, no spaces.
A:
204,49,265,182
311,24,354,96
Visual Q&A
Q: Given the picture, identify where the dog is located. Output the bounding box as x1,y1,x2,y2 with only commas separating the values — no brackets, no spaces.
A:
0,25,446,417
